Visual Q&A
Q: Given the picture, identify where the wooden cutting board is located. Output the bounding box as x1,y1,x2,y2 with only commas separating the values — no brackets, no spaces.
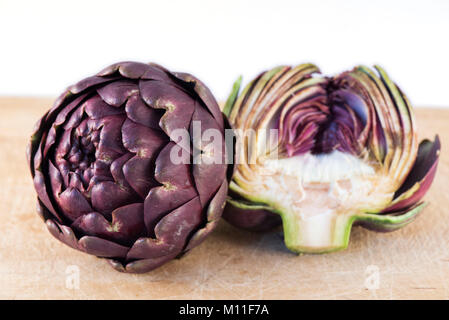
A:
0,97,447,299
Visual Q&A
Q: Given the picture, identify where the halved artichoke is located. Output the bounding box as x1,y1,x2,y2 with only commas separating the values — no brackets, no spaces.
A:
223,64,441,253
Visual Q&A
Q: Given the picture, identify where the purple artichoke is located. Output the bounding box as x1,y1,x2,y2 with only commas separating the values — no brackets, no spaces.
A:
222,64,440,253
27,61,230,273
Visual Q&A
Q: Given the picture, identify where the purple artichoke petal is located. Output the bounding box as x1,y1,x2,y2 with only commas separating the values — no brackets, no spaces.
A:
55,155,71,189
48,159,63,194
126,238,176,259
286,121,320,156
72,212,116,238
173,72,224,131
109,153,134,190
69,76,114,95
50,90,72,113
143,142,197,230
190,105,227,207
78,236,129,258
96,62,124,76
395,136,440,194
143,185,196,233
57,187,93,221
154,197,202,244
97,81,139,107
55,129,72,161
68,172,85,191
125,94,161,130
152,142,197,185
32,138,46,177
46,219,81,250
111,252,179,273
51,93,88,126
205,179,228,222
223,200,282,232
139,80,195,137
43,94,89,158
106,259,126,272
383,136,440,213
72,203,144,245
84,95,125,119
36,200,47,221
96,115,127,161
27,111,50,172
116,62,150,79
97,61,149,79
121,118,167,158
109,204,145,238
334,89,368,125
141,64,173,82
63,104,85,130
91,181,137,215
123,156,158,198
33,170,61,220
384,162,438,213
184,179,229,250
281,98,328,156
92,159,114,182
48,211,131,259
184,220,219,251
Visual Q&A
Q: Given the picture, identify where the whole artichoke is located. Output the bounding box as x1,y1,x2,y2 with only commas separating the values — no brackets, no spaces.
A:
223,64,440,253
27,61,230,273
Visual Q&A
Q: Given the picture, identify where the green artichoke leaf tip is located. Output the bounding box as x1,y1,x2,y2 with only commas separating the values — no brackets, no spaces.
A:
222,75,242,117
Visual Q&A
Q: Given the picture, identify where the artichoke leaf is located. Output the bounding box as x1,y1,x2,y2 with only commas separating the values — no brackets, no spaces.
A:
355,202,427,232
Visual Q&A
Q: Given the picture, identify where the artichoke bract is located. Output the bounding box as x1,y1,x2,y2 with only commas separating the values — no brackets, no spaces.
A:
27,61,230,273
223,64,440,253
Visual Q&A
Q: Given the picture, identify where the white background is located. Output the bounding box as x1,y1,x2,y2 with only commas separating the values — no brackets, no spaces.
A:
1,0,448,107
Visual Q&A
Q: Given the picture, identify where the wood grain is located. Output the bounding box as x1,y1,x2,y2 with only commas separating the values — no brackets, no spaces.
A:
0,97,448,299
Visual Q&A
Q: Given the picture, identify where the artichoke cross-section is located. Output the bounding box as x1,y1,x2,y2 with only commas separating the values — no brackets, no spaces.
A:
223,64,440,253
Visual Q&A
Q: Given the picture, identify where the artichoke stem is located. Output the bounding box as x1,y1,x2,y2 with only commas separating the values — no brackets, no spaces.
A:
280,210,356,254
